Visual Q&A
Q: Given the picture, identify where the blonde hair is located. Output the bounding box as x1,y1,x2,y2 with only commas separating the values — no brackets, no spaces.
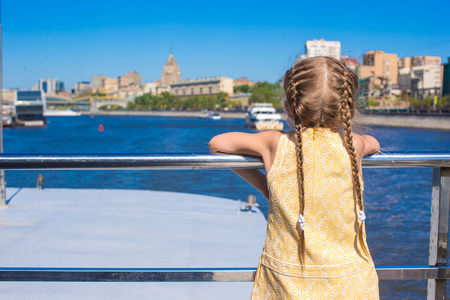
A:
283,56,369,262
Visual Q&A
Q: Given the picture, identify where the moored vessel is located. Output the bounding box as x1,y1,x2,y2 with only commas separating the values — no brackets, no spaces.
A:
208,112,221,120
13,90,47,127
245,103,283,130
198,110,221,120
43,109,81,117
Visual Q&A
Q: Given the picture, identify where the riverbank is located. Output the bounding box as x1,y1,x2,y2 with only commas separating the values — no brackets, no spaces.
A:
87,110,450,130
88,110,246,119
361,114,450,130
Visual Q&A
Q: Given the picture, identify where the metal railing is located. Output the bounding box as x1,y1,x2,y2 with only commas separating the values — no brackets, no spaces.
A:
0,152,449,299
0,151,448,170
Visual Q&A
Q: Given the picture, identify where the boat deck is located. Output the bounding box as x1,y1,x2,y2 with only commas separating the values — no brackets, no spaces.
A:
0,188,267,299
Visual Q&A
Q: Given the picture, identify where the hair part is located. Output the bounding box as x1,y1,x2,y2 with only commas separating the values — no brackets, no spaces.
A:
284,56,369,262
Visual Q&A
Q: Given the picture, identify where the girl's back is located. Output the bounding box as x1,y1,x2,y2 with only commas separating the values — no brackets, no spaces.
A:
265,127,366,266
251,128,379,299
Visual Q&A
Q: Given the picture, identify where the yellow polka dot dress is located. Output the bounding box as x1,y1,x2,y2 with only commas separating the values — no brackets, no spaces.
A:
251,128,379,299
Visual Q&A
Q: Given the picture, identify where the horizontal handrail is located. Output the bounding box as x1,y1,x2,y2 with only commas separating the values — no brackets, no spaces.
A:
1,154,449,297
0,152,448,170
0,266,449,281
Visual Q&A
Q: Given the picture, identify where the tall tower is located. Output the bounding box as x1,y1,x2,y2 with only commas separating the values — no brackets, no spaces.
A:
161,53,181,87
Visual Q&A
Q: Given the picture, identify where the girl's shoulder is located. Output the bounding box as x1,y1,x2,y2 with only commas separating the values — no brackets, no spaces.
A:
261,129,285,141
256,130,285,154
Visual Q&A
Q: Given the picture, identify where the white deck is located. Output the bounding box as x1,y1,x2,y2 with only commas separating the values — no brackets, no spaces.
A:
0,188,267,300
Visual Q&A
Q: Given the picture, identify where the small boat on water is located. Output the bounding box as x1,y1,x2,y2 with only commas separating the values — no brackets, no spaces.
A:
245,103,283,130
198,110,209,118
208,113,221,120
2,115,13,127
198,110,221,120
20,119,46,127
43,109,81,117
1,115,46,128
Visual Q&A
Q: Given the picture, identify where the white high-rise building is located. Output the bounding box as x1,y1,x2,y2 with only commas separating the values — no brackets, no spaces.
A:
298,39,341,61
37,78,64,94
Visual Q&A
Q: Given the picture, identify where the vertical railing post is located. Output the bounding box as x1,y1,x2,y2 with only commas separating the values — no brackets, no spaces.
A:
428,167,450,299
0,0,6,207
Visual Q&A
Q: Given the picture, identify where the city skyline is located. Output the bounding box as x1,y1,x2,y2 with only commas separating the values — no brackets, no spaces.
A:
3,0,449,90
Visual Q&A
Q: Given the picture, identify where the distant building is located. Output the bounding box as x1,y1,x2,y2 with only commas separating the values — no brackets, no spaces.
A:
1,89,16,105
410,65,442,98
398,56,442,96
229,93,251,106
411,56,441,67
298,39,341,61
397,68,412,91
92,76,109,91
341,57,360,73
157,86,170,94
56,81,64,92
398,57,412,70
138,83,157,96
160,53,182,88
97,78,119,95
72,81,92,95
117,71,143,99
233,77,256,87
118,85,142,99
36,78,64,94
360,50,398,85
119,71,142,88
91,72,144,99
399,55,441,70
443,58,450,97
170,77,234,99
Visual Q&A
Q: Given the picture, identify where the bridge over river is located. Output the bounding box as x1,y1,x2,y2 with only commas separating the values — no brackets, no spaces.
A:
45,94,129,112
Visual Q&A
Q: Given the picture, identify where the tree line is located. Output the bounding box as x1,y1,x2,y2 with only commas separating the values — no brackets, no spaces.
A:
125,81,284,111
234,81,283,109
126,91,242,110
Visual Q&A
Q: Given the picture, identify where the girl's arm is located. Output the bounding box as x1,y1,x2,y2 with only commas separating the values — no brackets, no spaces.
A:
208,131,282,200
232,169,270,200
354,134,380,173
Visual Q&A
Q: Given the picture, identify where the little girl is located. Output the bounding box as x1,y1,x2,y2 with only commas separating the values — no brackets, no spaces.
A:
209,56,380,299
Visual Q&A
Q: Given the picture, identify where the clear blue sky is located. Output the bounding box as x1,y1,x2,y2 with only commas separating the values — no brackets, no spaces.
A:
3,0,449,90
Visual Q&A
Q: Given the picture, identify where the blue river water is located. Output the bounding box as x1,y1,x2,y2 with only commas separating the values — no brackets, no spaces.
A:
3,115,450,299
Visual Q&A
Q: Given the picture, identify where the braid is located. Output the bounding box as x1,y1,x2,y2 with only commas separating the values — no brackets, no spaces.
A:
340,69,370,257
283,69,294,101
283,57,370,263
285,68,306,263
294,117,305,263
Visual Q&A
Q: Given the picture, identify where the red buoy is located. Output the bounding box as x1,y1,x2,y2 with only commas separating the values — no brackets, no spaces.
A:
99,124,104,132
